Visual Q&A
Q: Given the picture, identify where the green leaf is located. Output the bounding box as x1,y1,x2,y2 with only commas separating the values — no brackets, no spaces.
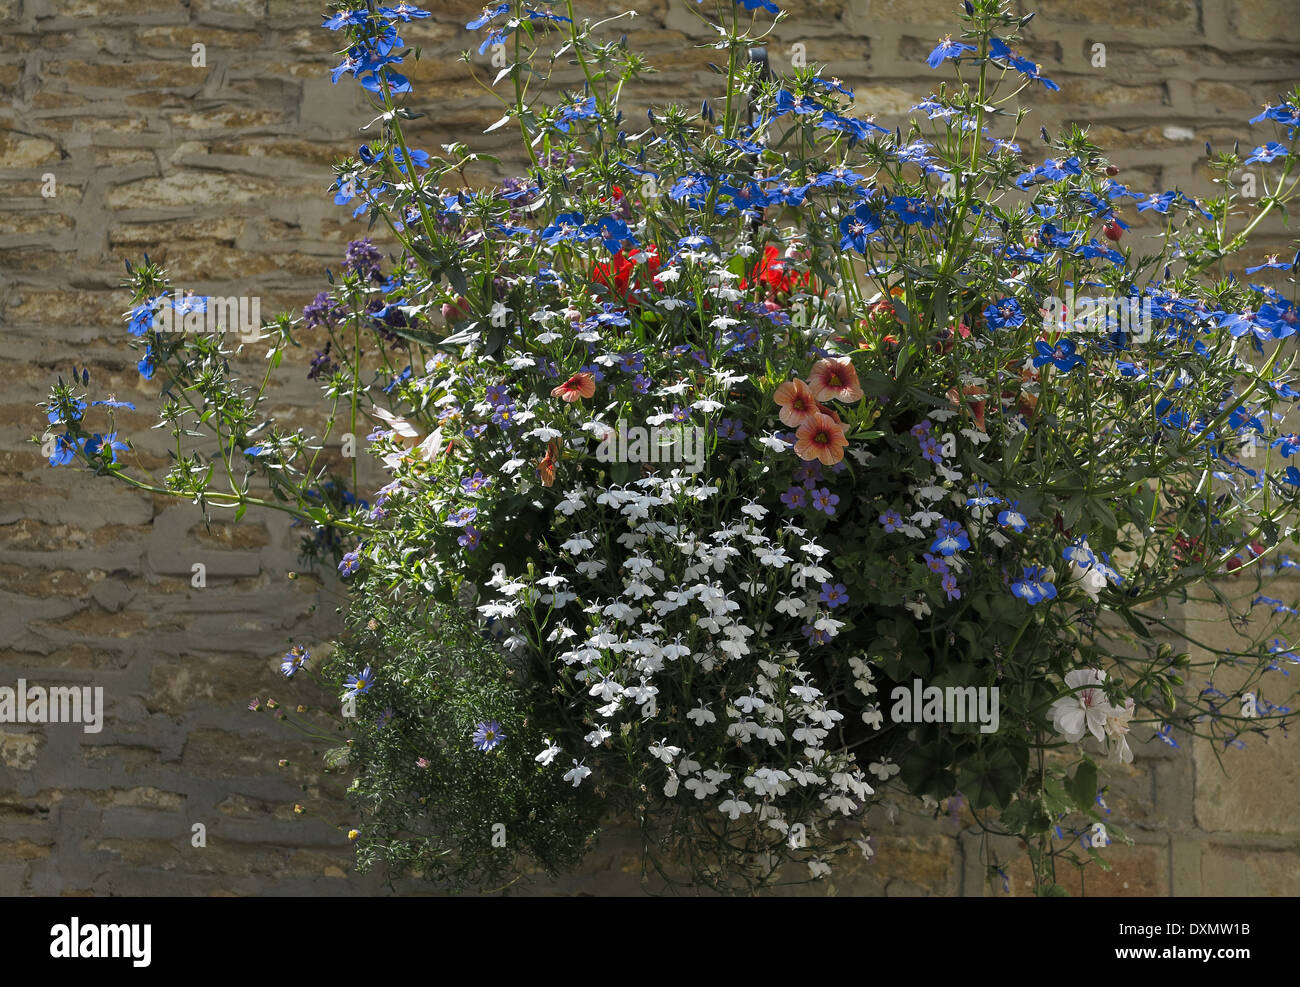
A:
1065,759,1098,813
957,745,1025,810
1118,606,1152,639
899,745,956,800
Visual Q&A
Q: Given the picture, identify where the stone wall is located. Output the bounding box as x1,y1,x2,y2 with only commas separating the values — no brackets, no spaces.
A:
1,0,1298,895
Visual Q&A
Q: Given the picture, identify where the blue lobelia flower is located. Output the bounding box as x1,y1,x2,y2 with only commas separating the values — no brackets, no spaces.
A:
1010,565,1057,604
930,520,970,556
927,36,976,69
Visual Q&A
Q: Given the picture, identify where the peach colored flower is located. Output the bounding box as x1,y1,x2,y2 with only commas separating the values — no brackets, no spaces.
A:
538,439,560,487
551,372,596,403
947,384,988,432
808,357,864,403
773,378,822,427
794,412,849,466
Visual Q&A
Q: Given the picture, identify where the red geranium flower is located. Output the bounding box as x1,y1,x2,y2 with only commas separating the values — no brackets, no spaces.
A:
741,244,812,296
593,245,660,302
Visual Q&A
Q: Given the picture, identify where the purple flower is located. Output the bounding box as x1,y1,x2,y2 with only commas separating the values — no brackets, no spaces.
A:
458,525,482,551
280,645,309,677
781,486,808,509
941,573,960,601
342,237,384,280
308,342,337,380
472,720,506,752
339,549,361,577
344,666,376,698
718,418,747,441
461,470,491,493
819,582,849,608
303,291,344,329
919,435,943,464
923,552,949,575
448,506,478,527
810,487,840,516
793,462,823,485
801,624,831,646
879,509,904,533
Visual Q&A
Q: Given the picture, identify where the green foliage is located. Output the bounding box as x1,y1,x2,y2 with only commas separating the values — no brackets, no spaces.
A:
326,591,604,892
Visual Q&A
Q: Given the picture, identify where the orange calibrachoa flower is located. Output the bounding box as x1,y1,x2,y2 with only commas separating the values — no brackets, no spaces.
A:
948,384,988,432
808,357,864,404
538,438,560,487
794,412,849,466
551,371,596,403
773,378,822,427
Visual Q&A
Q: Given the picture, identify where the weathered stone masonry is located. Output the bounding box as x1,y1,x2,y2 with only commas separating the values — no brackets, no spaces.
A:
1,0,1298,894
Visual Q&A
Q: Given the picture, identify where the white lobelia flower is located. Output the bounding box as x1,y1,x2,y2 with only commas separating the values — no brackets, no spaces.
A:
718,793,752,820
868,757,900,781
535,739,561,765
904,597,931,620
1049,668,1115,743
686,701,717,725
584,724,612,746
684,774,720,800
648,738,682,763
563,760,592,787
